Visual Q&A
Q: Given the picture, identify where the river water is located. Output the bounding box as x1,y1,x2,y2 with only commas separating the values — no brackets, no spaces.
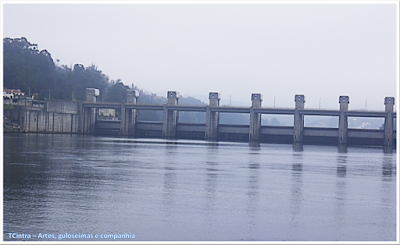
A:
2,134,397,241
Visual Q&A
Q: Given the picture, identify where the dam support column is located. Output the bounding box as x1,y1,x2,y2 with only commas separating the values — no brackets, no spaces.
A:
249,93,263,142
77,102,84,133
124,89,139,136
206,92,221,141
83,88,99,134
120,103,126,135
293,95,305,143
83,106,96,134
384,97,395,147
162,91,179,139
338,96,349,144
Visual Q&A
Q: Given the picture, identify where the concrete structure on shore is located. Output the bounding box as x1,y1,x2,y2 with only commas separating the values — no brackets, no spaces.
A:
6,89,397,148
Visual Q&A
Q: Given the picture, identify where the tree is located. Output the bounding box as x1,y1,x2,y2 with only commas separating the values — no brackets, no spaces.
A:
3,37,55,96
269,118,280,126
106,81,129,103
3,37,110,101
69,64,109,101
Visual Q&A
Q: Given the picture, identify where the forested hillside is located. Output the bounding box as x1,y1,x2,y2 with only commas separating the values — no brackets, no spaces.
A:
5,37,272,124
3,37,210,122
3,37,206,105
4,37,109,101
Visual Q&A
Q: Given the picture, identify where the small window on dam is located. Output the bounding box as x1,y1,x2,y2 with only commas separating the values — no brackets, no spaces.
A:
178,112,206,124
261,114,293,127
304,116,338,128
348,117,384,130
219,113,249,125
136,110,163,122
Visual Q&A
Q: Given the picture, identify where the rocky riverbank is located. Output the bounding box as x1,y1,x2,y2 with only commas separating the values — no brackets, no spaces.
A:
3,116,22,132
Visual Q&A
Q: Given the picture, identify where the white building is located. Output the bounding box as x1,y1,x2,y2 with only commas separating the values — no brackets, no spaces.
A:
3,88,25,99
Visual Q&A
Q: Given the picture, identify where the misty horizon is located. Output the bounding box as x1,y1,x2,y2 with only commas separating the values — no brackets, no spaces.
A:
2,2,398,111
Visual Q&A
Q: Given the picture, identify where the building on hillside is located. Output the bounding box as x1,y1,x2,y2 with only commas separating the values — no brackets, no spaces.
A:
3,88,34,106
3,88,25,99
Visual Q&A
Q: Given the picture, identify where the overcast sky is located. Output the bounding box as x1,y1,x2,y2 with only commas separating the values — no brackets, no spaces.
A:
2,2,398,110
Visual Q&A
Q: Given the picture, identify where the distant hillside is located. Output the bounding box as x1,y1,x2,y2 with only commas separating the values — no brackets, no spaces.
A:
3,37,208,122
6,37,388,128
136,93,206,122
304,116,387,129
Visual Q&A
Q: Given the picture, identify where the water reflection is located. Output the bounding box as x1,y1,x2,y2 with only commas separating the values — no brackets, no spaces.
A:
204,146,219,239
290,146,303,229
3,137,51,233
249,141,260,150
162,145,178,218
381,155,393,181
334,150,347,229
379,155,396,239
336,157,347,178
338,144,347,153
205,147,218,211
246,146,260,231
336,146,348,176
292,142,303,152
4,134,100,235
383,146,393,154
3,135,397,241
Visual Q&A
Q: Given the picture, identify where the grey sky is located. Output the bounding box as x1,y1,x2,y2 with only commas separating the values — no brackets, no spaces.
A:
2,2,398,110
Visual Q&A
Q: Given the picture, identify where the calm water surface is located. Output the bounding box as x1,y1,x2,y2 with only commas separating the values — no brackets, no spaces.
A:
3,134,397,241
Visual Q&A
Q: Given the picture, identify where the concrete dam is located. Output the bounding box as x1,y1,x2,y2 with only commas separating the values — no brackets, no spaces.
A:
10,88,396,148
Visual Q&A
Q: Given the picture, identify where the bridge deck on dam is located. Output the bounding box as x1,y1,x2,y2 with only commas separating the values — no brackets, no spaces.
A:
83,102,396,118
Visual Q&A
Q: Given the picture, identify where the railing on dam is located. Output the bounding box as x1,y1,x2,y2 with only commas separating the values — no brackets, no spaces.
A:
14,90,396,148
